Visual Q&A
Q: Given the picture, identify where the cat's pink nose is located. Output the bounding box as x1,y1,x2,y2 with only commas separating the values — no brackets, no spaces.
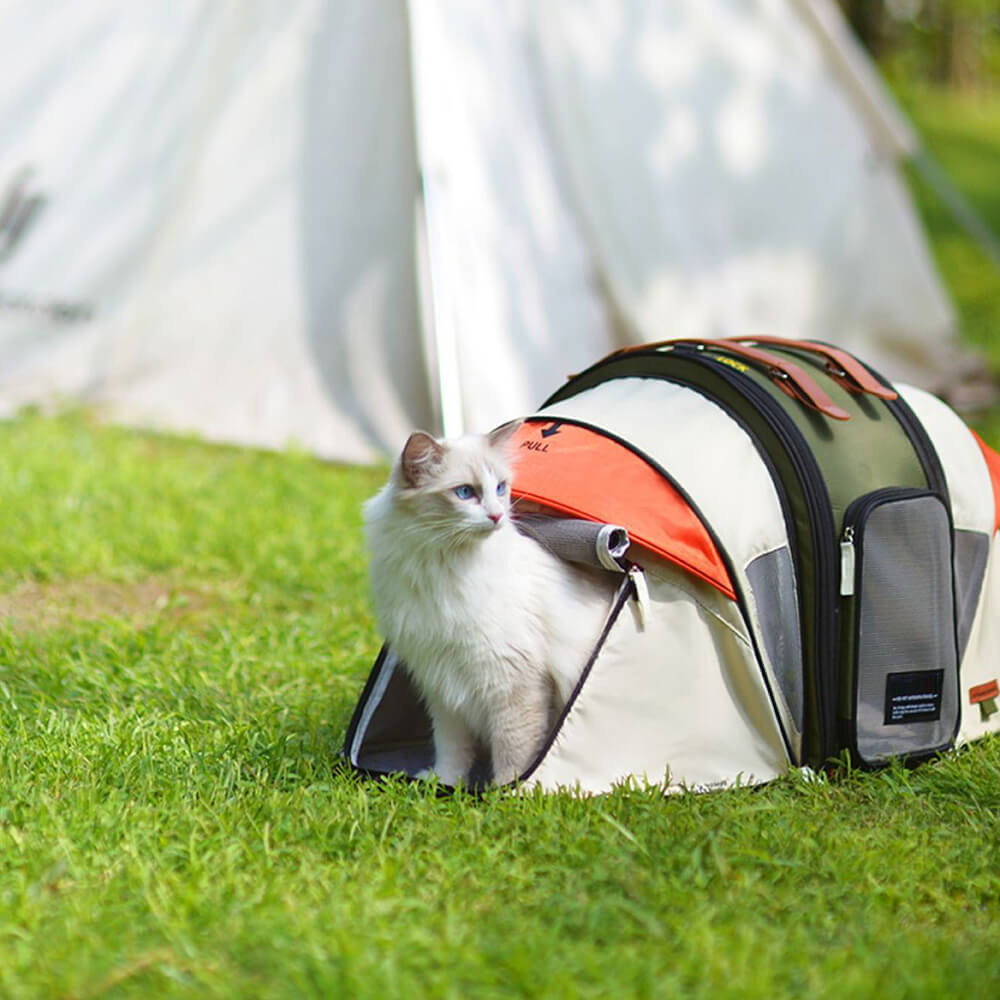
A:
488,512,502,524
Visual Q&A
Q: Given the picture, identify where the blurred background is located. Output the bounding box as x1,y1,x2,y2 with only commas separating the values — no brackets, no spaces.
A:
841,0,1000,435
840,0,1000,88
0,0,998,460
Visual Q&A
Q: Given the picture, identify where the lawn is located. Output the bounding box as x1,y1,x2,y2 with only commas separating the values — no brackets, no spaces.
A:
1,89,1000,998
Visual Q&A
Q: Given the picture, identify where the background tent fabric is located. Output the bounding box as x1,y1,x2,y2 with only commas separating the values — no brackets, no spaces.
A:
0,0,972,463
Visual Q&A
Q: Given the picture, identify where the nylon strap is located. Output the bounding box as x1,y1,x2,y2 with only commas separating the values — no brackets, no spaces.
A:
671,339,851,421
733,336,898,401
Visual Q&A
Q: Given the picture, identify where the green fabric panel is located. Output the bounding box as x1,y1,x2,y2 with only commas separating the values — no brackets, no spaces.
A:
734,348,927,527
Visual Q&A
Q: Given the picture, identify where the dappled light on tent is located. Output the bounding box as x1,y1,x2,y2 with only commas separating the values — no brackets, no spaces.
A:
0,0,976,461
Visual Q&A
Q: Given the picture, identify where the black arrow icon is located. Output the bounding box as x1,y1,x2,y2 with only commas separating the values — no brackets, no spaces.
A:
540,421,563,439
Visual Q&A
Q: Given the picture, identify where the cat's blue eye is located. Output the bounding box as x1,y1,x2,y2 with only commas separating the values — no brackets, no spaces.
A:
496,482,507,497
454,484,476,500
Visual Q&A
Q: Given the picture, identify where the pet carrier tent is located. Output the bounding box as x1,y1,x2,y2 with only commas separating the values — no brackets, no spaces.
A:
0,0,983,462
345,339,1000,794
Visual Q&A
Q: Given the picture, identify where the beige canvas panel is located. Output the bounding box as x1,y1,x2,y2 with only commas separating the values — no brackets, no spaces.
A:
956,533,1000,746
536,376,803,749
898,384,994,535
898,384,999,745
526,558,790,795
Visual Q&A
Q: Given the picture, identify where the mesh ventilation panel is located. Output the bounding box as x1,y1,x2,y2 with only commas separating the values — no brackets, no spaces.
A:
854,495,958,763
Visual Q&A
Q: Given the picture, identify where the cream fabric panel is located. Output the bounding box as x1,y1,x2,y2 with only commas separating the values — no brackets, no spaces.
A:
898,384,999,745
538,375,801,752
897,384,994,535
527,560,789,794
956,534,1000,745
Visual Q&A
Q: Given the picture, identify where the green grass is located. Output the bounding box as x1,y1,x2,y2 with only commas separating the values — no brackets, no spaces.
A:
2,87,1000,998
2,413,1000,999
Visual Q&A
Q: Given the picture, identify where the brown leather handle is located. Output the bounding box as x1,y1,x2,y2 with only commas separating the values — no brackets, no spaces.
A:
733,336,898,401
672,339,851,421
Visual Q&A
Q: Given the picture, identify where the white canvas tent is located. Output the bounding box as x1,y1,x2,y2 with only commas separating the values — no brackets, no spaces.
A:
0,0,973,464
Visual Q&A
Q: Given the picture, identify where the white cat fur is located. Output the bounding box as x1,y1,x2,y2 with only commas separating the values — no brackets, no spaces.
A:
363,424,614,786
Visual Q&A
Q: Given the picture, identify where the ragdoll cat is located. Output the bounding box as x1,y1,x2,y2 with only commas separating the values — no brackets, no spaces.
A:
363,422,615,786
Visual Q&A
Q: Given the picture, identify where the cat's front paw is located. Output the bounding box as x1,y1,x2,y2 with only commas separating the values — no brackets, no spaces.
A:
416,763,470,787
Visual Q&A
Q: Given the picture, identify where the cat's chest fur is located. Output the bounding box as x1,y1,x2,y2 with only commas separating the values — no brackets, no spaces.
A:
368,522,558,710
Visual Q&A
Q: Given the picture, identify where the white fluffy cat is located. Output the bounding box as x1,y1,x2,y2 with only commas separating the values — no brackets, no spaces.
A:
363,422,615,786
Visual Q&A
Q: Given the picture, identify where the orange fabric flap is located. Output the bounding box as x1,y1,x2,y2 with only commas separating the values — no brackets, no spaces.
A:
511,420,735,600
971,429,1000,533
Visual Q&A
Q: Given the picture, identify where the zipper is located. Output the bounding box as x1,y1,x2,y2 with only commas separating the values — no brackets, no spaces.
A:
669,344,840,763
884,396,949,502
544,344,843,764
626,563,650,629
841,486,933,541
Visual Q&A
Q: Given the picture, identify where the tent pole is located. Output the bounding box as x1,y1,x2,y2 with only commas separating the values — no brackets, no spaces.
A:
406,2,465,439
414,174,465,438
796,0,1000,274
911,150,1000,273
792,0,918,158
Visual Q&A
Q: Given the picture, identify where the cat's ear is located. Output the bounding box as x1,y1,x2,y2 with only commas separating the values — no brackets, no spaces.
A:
487,419,523,451
399,431,445,488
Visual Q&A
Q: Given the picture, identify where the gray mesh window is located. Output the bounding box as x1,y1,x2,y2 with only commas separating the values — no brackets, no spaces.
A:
853,494,958,763
953,529,990,663
745,546,804,739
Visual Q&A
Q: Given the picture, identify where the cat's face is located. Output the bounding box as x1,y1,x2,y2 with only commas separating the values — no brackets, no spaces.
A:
393,423,521,539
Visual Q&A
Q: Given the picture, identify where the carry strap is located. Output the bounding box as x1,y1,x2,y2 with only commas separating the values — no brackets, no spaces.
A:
610,336,904,418
732,336,898,401
671,339,851,421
